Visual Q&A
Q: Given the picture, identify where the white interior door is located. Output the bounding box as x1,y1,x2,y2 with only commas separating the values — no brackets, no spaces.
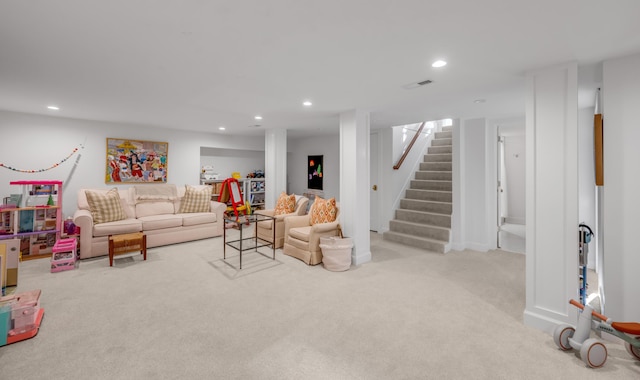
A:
370,132,379,232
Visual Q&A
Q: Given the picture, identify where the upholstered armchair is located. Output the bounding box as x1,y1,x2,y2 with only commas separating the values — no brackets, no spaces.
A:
254,194,309,248
282,198,340,265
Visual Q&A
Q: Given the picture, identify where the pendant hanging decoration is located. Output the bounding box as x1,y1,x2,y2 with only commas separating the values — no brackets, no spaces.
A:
0,143,84,173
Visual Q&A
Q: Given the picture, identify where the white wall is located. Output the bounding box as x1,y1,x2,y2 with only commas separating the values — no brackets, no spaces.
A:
0,110,264,218
287,134,340,200
602,52,640,320
200,147,264,179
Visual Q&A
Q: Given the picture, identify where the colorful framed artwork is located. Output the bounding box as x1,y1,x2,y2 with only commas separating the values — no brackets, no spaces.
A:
106,138,168,183
308,155,323,190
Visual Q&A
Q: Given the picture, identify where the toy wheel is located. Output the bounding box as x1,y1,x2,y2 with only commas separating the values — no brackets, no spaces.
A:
625,335,640,361
580,338,607,368
553,324,575,350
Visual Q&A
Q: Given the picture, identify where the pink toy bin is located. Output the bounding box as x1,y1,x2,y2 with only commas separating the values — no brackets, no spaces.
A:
51,238,77,273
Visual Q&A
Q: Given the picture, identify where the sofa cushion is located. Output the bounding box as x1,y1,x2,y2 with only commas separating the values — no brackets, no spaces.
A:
181,212,217,227
138,214,183,231
136,201,175,218
288,226,312,242
92,218,142,237
85,188,127,225
274,192,296,215
179,185,212,213
257,219,273,231
309,197,337,225
287,229,311,250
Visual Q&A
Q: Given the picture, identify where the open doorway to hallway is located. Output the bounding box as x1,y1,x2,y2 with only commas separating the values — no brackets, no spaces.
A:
497,126,525,253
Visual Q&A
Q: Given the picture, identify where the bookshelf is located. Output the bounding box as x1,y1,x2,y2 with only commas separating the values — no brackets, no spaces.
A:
244,178,265,210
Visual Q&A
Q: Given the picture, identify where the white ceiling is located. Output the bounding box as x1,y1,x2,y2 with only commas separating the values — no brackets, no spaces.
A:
1,1,639,137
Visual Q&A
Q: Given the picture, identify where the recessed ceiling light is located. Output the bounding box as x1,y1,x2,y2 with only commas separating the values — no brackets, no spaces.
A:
254,115,262,120
474,99,486,104
218,127,226,131
47,105,60,110
432,60,447,68
303,101,312,106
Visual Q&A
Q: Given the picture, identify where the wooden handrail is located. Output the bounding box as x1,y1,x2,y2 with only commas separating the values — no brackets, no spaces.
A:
393,121,425,170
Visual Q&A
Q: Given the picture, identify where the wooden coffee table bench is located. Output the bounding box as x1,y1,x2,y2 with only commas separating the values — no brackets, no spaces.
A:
108,232,147,267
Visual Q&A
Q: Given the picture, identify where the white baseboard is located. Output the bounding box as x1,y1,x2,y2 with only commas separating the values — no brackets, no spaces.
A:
450,241,489,252
352,250,372,265
523,308,571,334
450,242,465,251
505,216,525,225
466,242,490,252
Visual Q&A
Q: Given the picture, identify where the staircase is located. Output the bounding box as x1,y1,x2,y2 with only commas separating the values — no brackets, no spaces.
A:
383,126,452,253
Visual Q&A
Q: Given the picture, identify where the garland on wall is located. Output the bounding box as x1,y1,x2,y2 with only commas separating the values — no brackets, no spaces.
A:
0,143,84,173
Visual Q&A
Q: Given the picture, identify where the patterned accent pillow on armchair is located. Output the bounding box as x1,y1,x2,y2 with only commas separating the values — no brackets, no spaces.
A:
274,192,296,215
309,196,337,225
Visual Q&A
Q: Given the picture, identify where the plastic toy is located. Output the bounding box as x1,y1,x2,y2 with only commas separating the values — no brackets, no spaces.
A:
553,299,640,368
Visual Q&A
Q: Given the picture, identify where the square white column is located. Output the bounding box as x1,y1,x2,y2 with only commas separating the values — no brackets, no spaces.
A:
265,129,287,209
524,62,579,332
340,109,371,265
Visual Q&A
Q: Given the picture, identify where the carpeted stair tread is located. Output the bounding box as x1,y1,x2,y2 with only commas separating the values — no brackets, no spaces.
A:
423,153,452,162
420,162,452,171
410,179,452,191
431,138,452,146
427,146,452,154
405,189,452,202
382,231,448,253
389,219,451,241
400,198,452,214
415,171,452,180
395,209,451,228
434,131,452,139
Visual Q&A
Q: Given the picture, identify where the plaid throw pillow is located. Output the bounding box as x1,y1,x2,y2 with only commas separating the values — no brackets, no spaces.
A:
179,185,211,213
310,196,337,225
274,192,296,215
85,188,126,225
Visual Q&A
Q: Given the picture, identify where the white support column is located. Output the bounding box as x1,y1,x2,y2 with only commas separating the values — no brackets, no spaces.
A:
340,109,371,265
265,129,287,209
602,52,640,321
524,62,579,332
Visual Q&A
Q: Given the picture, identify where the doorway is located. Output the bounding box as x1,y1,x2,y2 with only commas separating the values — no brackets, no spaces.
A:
497,127,526,253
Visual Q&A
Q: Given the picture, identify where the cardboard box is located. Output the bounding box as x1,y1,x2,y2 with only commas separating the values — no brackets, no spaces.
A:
3,239,19,287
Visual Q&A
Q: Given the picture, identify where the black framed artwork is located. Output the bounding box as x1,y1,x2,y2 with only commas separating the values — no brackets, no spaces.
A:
308,155,323,190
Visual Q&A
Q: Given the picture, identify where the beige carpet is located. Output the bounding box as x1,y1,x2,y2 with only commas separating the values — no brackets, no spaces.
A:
1,231,638,379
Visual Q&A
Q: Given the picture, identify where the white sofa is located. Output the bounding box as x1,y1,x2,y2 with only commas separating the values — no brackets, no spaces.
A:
73,184,226,259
